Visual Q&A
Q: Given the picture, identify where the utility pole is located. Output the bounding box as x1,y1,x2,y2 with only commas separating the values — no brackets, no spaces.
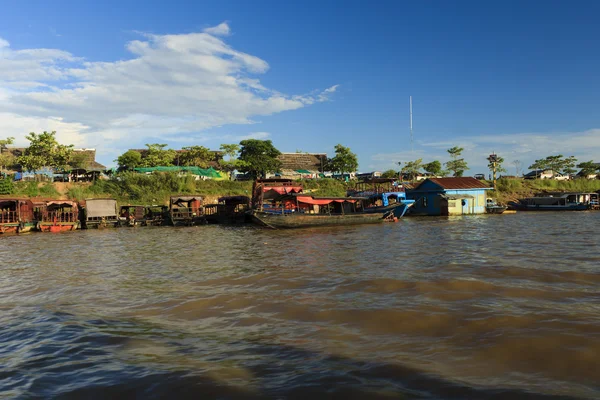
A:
409,96,413,153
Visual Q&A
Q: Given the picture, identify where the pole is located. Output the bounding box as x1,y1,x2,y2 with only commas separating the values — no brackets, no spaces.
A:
409,96,413,153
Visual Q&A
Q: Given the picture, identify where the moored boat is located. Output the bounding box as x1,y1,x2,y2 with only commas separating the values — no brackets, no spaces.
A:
204,196,250,224
82,198,120,228
0,198,35,234
250,179,397,229
485,198,507,214
508,192,596,211
168,195,206,226
348,178,415,218
35,200,80,232
119,205,168,226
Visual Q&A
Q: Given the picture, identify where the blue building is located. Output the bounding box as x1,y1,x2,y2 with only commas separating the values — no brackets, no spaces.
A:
406,177,492,216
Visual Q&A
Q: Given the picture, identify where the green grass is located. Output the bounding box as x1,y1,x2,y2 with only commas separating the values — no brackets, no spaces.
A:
11,181,60,198
300,178,347,197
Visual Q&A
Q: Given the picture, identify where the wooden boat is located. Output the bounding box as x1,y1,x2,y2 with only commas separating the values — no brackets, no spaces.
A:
35,200,80,232
118,205,168,226
485,199,507,214
204,196,250,224
250,179,397,229
168,195,206,226
250,208,394,229
0,198,35,234
508,193,594,211
348,178,415,218
82,198,120,228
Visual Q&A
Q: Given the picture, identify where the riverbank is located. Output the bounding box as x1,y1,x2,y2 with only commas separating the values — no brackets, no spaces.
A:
2,174,600,206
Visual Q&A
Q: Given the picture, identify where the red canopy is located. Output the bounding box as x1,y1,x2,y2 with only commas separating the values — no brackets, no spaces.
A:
264,186,303,194
296,196,356,205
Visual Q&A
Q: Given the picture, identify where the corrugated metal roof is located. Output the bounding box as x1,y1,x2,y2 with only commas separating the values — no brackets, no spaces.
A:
417,177,491,190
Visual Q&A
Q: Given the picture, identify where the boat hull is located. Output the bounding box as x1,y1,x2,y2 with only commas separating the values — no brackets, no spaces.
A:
486,205,507,214
38,222,80,232
0,223,19,234
508,202,589,211
250,210,391,229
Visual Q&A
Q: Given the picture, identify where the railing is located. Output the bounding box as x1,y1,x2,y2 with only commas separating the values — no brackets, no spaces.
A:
41,211,78,223
171,207,203,219
0,211,18,223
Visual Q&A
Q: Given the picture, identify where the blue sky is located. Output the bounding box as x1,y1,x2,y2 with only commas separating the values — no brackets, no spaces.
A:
1,0,600,173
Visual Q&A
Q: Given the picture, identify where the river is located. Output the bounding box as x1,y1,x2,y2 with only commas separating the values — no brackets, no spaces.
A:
1,212,599,399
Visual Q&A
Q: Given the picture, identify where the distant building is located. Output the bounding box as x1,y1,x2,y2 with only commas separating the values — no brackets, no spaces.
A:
274,152,328,178
71,149,106,171
406,177,492,216
523,169,556,180
576,163,600,179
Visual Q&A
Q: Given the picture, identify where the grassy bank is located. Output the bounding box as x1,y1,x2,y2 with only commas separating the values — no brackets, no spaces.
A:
2,173,347,205
3,174,599,206
492,178,600,204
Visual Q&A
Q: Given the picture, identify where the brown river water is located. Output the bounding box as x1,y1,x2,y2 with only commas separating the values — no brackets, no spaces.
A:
1,212,599,399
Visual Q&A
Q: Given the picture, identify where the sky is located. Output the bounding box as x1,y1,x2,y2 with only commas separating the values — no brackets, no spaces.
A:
1,0,600,174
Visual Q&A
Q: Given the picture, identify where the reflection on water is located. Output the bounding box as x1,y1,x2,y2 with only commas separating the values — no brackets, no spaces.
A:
1,213,600,399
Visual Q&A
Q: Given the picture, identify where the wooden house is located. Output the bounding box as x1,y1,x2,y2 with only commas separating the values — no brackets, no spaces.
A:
406,177,492,216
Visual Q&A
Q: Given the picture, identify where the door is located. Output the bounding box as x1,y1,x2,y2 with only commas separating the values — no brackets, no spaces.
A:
461,198,469,215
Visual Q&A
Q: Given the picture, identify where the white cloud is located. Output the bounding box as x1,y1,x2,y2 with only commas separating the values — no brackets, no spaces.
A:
203,22,231,37
370,129,600,174
0,24,337,164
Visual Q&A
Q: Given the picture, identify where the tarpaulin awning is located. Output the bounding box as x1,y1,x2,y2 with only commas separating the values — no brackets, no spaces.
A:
263,186,303,194
134,166,224,179
85,199,117,218
295,169,311,174
171,196,203,203
296,196,357,205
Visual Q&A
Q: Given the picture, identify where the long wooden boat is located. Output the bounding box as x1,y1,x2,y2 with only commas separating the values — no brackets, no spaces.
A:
35,200,80,232
119,205,168,226
0,198,35,234
82,198,120,228
508,193,595,211
205,196,250,224
250,207,396,229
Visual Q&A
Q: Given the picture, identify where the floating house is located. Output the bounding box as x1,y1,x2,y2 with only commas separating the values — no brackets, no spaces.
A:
407,177,492,216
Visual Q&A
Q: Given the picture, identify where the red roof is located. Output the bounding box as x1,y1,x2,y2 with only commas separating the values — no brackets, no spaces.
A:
416,177,491,190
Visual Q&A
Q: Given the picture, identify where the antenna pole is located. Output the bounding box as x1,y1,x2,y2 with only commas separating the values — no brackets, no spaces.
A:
409,96,413,152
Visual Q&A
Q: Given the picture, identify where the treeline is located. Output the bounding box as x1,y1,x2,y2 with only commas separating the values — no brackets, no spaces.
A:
0,132,91,172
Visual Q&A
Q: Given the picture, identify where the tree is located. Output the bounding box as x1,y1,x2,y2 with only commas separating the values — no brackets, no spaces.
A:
0,152,16,171
178,146,214,168
327,144,358,175
141,144,176,167
576,161,599,178
220,144,240,160
381,169,399,179
400,158,423,181
0,136,14,150
116,150,143,171
561,156,577,176
218,144,244,179
528,158,548,178
18,131,73,172
512,159,522,177
487,153,506,189
0,137,16,171
423,160,443,176
445,146,469,177
238,139,282,178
